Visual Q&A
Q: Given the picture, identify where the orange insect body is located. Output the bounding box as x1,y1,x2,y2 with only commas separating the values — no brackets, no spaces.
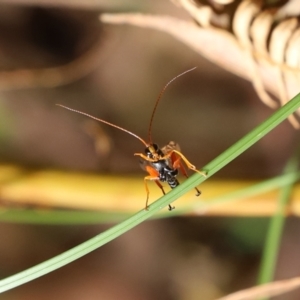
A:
57,67,206,210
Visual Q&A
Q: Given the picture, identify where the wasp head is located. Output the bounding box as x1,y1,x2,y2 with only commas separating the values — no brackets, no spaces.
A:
145,143,163,160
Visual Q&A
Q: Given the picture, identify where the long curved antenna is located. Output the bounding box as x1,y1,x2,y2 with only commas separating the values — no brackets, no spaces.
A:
147,67,197,144
57,104,149,147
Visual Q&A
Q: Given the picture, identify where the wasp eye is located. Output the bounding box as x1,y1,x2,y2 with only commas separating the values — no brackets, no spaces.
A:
152,144,159,151
145,147,151,155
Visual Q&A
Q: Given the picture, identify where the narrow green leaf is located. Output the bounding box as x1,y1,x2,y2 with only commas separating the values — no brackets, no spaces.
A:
258,155,299,293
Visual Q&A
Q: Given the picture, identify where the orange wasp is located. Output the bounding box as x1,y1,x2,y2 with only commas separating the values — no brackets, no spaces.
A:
57,67,206,211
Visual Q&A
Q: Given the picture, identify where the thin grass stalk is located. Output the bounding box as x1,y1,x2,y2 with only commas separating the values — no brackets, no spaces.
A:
258,155,299,299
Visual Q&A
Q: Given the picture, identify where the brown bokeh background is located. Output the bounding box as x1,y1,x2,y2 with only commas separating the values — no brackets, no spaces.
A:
0,1,300,299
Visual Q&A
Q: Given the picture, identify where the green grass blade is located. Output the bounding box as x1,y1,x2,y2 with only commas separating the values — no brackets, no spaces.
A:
0,93,300,293
258,155,299,291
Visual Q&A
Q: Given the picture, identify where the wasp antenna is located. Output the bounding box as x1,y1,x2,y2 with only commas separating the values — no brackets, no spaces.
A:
56,104,149,147
147,67,197,144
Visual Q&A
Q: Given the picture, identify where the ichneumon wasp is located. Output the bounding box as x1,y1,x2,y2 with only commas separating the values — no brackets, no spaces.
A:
57,67,206,211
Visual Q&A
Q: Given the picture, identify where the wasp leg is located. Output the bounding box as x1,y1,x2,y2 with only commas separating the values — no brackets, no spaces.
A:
164,150,207,177
144,166,160,211
134,152,151,161
171,152,201,196
143,175,158,210
154,180,174,211
154,179,166,195
144,166,174,211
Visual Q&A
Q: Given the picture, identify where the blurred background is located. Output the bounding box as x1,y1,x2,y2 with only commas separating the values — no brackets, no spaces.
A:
0,0,300,299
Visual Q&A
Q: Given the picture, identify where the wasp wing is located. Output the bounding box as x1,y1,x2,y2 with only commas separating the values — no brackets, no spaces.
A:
161,141,181,155
139,157,150,172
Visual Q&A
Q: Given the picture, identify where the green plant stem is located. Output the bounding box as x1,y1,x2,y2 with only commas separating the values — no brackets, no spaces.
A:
258,155,299,292
0,93,300,293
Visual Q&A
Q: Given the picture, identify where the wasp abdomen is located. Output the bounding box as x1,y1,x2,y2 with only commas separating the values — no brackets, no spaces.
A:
167,176,179,189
